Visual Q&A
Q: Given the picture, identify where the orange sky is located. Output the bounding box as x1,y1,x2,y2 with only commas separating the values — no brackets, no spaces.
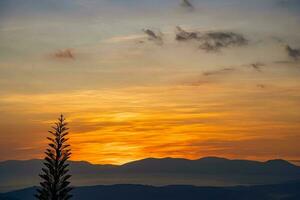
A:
1,81,300,164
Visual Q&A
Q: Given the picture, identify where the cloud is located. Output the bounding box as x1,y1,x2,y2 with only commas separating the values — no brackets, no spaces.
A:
180,0,194,10
181,79,210,87
248,62,264,72
203,67,236,76
198,32,248,52
192,135,300,159
104,35,144,43
285,45,300,60
142,29,163,45
175,26,198,41
179,67,237,86
53,49,75,60
175,27,248,52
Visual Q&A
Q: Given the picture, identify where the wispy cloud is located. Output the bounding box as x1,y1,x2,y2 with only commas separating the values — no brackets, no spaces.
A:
286,45,300,61
248,62,264,72
104,35,144,44
53,49,75,60
203,67,236,76
142,29,163,45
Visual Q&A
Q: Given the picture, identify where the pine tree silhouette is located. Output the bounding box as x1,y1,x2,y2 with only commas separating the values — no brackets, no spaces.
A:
36,115,72,200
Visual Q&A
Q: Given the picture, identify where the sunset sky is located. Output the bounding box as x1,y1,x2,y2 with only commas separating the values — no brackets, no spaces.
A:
0,0,300,164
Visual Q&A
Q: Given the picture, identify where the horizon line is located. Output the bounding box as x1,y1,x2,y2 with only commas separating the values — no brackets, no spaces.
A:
1,156,298,166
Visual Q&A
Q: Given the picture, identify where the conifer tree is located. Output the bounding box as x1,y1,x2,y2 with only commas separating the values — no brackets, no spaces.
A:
36,115,72,200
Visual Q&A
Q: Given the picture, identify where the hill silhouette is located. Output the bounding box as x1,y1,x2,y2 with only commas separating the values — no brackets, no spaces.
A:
1,181,300,200
1,157,300,192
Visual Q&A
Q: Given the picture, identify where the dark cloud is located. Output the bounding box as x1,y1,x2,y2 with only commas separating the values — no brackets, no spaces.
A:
286,45,300,60
142,29,163,45
198,32,248,52
249,62,264,72
175,27,248,52
53,49,75,60
175,26,198,41
180,0,194,10
203,67,236,76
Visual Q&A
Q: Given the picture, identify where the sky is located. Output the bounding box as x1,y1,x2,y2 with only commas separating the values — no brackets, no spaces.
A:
0,0,300,164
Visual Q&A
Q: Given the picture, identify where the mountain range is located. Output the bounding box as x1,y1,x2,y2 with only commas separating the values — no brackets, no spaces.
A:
1,157,300,192
1,181,300,200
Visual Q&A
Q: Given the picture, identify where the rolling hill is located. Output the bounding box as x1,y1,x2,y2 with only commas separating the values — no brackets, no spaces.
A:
1,157,300,192
1,181,300,200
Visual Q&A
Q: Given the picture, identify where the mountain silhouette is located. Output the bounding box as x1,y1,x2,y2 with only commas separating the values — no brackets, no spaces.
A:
1,157,300,192
1,181,300,200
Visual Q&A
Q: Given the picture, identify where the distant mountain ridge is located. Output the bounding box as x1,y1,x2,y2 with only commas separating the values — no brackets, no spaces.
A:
1,181,300,200
1,157,300,192
121,157,297,173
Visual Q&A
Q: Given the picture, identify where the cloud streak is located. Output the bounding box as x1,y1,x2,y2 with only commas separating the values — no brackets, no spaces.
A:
175,27,248,52
203,68,236,76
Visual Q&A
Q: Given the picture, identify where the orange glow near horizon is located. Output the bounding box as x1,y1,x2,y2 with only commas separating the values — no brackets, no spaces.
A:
1,83,299,165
